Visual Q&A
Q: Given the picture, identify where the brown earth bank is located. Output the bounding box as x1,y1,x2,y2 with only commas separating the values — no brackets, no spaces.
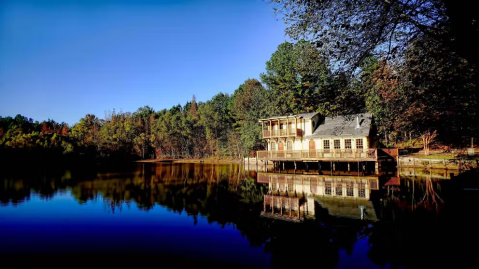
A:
136,157,243,164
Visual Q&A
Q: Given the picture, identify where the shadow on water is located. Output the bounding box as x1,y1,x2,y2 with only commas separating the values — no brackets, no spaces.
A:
1,162,479,268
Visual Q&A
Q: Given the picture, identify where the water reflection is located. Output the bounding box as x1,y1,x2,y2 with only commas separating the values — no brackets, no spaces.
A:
0,163,478,268
259,173,379,221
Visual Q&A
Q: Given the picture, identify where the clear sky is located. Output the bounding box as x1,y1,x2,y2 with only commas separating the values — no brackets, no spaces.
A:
0,0,287,125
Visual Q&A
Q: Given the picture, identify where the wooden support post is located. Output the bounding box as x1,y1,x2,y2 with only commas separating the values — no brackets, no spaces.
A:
348,162,350,172
295,117,298,136
318,161,321,175
286,116,289,136
305,162,309,172
330,161,333,175
289,198,292,217
280,198,283,215
357,161,360,176
333,162,336,171
269,120,273,137
263,197,266,212
294,161,297,174
279,161,281,173
271,196,274,213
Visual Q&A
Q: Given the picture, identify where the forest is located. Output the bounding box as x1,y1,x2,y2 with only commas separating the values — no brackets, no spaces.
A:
1,0,478,162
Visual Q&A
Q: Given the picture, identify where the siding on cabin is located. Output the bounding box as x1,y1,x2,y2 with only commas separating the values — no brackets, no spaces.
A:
270,137,369,151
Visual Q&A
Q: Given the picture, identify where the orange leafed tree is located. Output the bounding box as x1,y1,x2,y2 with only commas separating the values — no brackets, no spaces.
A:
61,125,69,136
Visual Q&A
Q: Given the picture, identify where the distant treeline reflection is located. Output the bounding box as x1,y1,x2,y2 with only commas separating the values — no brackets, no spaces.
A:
1,164,479,268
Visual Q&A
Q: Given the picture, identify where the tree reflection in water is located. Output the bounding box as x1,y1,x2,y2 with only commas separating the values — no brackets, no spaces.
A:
1,163,478,268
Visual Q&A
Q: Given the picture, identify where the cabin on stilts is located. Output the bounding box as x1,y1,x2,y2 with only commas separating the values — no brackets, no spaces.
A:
257,113,382,172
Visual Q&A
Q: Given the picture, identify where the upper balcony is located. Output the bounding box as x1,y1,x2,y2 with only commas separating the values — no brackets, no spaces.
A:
262,129,302,138
259,112,319,140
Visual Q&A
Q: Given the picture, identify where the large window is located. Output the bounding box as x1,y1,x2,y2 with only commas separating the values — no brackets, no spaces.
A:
334,140,341,149
288,183,294,192
270,142,276,151
286,141,293,150
356,139,364,149
347,182,354,197
345,139,352,149
323,140,330,149
325,181,332,195
358,182,366,198
336,183,343,196
359,188,366,198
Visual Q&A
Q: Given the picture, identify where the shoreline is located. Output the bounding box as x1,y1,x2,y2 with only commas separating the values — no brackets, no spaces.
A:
136,157,243,164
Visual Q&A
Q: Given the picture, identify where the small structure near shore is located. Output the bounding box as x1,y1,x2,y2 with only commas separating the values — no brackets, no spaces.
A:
398,156,478,170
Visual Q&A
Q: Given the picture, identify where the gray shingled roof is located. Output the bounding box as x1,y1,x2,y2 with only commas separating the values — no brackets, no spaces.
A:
295,112,319,119
308,113,373,137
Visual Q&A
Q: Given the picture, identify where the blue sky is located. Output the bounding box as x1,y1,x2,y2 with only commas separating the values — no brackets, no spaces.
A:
0,0,287,125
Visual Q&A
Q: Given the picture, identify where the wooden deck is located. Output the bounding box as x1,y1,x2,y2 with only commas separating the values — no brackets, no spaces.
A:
256,149,378,162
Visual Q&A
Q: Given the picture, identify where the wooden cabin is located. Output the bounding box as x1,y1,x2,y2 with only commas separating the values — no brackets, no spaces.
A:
257,113,378,162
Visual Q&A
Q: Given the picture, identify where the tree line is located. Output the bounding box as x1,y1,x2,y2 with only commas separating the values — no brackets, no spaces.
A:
2,0,479,161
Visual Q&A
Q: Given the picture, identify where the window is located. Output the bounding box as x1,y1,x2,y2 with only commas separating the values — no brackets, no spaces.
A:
288,183,294,192
325,182,332,195
345,139,352,149
336,183,343,196
359,188,366,198
271,142,276,151
334,140,341,149
323,140,330,149
347,182,354,197
287,141,293,150
356,139,364,149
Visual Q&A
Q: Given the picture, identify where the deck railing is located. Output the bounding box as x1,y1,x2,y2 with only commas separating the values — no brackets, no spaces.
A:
256,149,377,160
263,129,302,138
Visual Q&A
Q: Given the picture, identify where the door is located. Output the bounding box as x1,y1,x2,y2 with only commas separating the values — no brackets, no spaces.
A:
278,141,284,151
309,140,317,158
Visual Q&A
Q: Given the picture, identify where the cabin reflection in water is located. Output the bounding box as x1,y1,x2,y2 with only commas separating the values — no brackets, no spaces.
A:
258,172,379,222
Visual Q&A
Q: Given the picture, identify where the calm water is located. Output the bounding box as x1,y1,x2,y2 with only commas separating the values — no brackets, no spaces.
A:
1,163,478,268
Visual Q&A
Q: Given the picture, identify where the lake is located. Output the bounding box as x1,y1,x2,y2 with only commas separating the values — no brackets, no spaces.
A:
1,162,478,268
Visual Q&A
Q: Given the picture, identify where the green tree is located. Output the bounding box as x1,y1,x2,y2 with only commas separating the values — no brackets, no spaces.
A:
261,41,330,115
272,0,479,71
